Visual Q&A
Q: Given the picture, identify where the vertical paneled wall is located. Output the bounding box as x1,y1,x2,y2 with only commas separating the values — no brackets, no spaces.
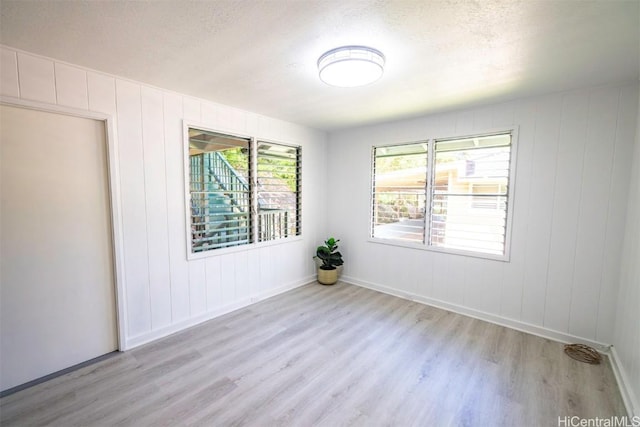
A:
613,89,640,416
0,46,327,348
327,84,639,346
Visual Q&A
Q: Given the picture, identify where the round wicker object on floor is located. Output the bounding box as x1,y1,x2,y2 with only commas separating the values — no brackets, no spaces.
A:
564,343,602,364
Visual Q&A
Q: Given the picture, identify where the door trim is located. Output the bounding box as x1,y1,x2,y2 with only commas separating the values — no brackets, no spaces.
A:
1,96,127,351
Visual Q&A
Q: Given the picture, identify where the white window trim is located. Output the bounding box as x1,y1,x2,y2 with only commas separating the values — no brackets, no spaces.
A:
369,127,518,262
182,121,302,260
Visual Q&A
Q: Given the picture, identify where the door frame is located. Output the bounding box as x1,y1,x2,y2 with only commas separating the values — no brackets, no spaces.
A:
1,96,127,351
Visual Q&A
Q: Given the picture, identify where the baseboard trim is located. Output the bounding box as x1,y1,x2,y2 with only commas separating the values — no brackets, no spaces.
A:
609,346,640,418
341,275,612,352
125,275,315,349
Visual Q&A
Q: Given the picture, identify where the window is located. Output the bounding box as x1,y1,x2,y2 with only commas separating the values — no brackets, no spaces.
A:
256,141,301,242
372,131,515,259
186,126,301,256
188,129,251,253
371,142,428,243
430,133,512,256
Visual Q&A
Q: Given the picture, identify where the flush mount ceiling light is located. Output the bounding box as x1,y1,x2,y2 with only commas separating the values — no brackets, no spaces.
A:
318,46,385,87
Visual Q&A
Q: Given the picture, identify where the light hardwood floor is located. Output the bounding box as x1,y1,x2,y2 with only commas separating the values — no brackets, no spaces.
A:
0,282,627,426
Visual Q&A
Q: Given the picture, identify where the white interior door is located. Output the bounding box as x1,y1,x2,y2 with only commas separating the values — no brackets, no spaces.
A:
0,105,118,392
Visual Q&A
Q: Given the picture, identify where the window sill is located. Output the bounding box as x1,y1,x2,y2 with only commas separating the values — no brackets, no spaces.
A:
367,237,510,262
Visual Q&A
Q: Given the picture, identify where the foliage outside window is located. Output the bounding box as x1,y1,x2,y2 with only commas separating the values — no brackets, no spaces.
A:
186,127,301,256
372,131,514,259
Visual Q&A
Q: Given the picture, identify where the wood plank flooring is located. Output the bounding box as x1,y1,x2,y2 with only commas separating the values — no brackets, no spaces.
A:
0,282,627,426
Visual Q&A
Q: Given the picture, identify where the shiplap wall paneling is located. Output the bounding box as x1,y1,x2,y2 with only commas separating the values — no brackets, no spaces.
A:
597,88,638,343
115,80,152,338
500,99,536,321
291,242,311,289
16,52,56,104
454,109,476,135
54,62,89,110
490,102,516,129
246,250,261,298
0,47,19,97
395,246,421,296
183,96,202,123
200,101,218,128
141,86,172,330
472,105,494,130
327,130,363,283
87,72,116,115
204,256,222,311
188,260,207,317
272,246,287,292
444,255,468,307
375,245,401,295
220,105,246,134
521,94,562,327
613,89,640,415
273,244,290,292
278,242,295,289
464,257,503,315
220,254,237,306
163,91,191,323
543,91,588,334
233,251,250,301
430,252,449,304
569,88,620,340
258,247,277,295
369,245,388,292
417,250,435,298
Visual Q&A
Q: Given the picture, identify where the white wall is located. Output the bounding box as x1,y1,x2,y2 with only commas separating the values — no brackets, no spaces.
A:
612,87,640,416
327,84,639,347
0,45,327,349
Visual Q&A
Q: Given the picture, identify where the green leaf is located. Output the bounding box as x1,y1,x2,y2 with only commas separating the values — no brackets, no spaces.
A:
315,237,344,268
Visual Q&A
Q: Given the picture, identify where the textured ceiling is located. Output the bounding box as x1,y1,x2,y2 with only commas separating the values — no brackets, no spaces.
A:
1,0,638,131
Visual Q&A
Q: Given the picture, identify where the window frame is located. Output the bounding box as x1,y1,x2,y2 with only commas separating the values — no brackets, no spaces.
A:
183,122,303,260
369,128,518,262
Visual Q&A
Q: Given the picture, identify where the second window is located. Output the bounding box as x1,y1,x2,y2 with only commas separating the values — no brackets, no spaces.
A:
372,131,515,259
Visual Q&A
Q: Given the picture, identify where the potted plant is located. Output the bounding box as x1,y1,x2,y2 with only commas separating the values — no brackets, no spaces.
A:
315,237,344,285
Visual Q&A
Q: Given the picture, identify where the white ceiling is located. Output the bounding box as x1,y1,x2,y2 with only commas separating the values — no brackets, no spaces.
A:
1,1,638,131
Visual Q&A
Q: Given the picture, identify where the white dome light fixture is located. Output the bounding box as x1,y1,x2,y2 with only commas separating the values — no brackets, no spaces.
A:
318,46,385,88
